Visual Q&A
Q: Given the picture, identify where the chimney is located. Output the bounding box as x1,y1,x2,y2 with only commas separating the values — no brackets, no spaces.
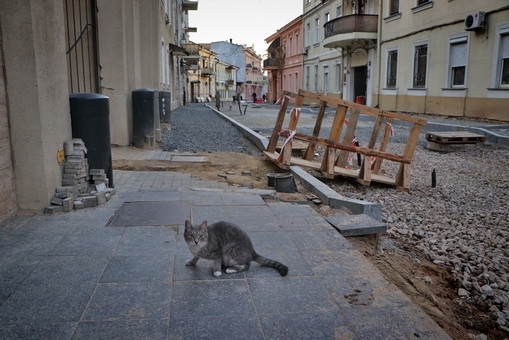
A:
229,38,232,43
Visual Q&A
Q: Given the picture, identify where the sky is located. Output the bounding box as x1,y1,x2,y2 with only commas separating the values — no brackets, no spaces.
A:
188,0,302,57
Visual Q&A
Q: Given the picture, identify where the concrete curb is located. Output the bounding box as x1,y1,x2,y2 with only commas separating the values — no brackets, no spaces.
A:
206,104,382,220
205,104,269,150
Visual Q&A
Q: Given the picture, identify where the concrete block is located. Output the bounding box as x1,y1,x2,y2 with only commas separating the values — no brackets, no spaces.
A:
290,165,382,220
95,183,107,192
54,191,68,199
44,205,63,214
62,179,79,186
82,196,97,208
74,200,85,210
63,140,74,156
94,192,107,205
105,188,116,195
89,168,105,176
62,198,74,212
50,197,64,205
326,214,387,237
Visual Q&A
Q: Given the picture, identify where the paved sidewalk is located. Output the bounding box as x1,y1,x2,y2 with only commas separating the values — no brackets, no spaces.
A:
0,161,451,339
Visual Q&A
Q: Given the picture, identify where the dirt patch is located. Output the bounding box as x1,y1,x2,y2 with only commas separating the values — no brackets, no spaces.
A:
113,151,501,339
113,151,286,189
349,235,503,340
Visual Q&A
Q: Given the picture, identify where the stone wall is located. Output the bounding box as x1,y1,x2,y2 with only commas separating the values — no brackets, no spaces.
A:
0,30,17,223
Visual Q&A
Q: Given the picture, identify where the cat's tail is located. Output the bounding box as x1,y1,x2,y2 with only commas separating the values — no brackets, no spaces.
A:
253,253,288,276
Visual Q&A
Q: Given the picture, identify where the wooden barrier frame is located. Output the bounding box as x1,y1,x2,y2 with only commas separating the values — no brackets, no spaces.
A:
264,90,427,190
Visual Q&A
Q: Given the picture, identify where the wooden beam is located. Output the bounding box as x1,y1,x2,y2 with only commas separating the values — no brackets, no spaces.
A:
266,95,290,153
336,109,360,167
304,100,327,160
279,131,411,164
321,105,347,175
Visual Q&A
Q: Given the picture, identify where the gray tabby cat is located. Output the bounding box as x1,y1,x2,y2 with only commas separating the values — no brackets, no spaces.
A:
184,220,288,277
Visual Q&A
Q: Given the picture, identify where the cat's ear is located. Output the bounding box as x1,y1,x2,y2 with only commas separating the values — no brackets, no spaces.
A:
185,220,192,228
200,221,208,228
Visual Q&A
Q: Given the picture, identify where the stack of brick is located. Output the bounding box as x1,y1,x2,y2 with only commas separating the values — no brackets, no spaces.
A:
44,139,115,214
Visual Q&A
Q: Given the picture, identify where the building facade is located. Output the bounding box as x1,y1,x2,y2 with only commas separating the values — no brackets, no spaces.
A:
244,46,264,102
302,0,345,101
215,61,238,102
377,0,509,121
0,0,196,222
186,43,217,101
210,41,246,100
265,16,304,103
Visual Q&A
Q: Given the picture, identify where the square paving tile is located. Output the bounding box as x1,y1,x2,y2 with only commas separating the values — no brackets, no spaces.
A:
0,321,77,340
248,277,338,315
288,230,355,251
171,280,255,318
168,315,263,340
259,311,353,339
220,192,265,206
115,226,178,256
81,282,170,321
107,201,191,227
73,319,168,340
0,256,108,322
245,248,313,278
223,215,282,232
100,254,174,283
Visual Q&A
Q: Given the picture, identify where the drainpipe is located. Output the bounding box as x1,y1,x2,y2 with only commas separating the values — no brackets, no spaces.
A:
376,0,383,109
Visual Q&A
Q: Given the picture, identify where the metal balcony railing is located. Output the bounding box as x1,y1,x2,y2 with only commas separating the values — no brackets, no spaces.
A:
324,14,378,39
263,58,280,69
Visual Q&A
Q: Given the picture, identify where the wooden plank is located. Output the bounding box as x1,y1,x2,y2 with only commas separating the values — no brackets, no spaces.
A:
357,156,372,185
304,100,327,160
336,109,360,167
266,95,290,153
425,131,486,144
321,105,347,175
278,131,411,163
395,123,422,189
372,117,394,174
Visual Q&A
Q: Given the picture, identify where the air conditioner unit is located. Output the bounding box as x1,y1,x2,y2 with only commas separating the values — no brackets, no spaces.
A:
302,47,309,55
464,11,486,31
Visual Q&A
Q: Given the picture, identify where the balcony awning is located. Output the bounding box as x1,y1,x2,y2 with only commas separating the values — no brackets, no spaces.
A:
267,37,280,53
170,44,189,56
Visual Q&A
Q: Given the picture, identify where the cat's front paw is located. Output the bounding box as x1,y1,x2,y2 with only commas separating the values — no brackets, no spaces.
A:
213,270,222,277
185,259,196,266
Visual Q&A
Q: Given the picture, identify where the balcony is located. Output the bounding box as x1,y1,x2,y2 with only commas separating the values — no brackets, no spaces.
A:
263,58,281,70
323,14,378,49
185,27,197,33
201,67,214,76
181,43,200,59
226,80,235,86
182,0,198,11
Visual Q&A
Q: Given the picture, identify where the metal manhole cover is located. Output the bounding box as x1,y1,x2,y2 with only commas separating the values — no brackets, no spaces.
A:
106,201,191,227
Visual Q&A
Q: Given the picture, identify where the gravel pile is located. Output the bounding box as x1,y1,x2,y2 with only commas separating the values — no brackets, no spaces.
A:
161,104,261,155
324,142,509,328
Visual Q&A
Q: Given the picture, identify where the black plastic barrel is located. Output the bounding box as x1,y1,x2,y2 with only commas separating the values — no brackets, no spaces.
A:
159,91,171,123
132,89,159,148
69,93,113,187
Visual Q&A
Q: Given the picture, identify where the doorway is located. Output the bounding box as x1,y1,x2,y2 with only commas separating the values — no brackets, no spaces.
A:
353,66,367,104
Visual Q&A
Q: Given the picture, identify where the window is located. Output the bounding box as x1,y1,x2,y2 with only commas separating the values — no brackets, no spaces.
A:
389,0,399,15
314,65,319,91
324,12,330,24
417,0,429,4
448,37,467,87
306,23,311,47
295,72,298,92
499,33,509,86
413,44,428,88
289,37,293,56
323,66,329,93
314,18,320,44
336,5,343,17
386,49,398,88
335,63,342,92
306,66,310,90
